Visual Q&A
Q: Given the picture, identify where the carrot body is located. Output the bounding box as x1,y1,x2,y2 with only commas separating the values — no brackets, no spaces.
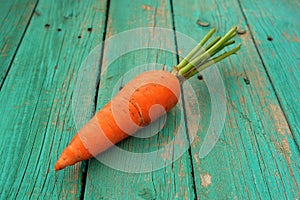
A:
54,70,181,170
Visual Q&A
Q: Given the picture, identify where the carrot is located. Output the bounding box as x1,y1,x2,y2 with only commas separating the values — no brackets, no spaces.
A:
54,27,241,171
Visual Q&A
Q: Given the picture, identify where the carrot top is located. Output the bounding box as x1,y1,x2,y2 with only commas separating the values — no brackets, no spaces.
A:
172,26,241,80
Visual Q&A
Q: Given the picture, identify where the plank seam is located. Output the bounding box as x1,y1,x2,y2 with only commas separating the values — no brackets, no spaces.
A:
236,0,300,150
0,0,40,91
79,0,111,199
169,0,198,199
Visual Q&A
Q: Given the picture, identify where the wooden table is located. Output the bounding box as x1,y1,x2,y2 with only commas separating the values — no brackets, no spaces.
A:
0,0,299,199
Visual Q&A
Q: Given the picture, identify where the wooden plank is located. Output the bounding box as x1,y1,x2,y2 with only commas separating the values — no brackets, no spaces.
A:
172,0,299,199
0,0,108,199
238,0,300,148
0,0,38,87
83,0,196,199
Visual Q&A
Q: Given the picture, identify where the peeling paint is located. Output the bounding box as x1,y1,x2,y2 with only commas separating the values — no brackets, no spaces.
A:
200,172,212,187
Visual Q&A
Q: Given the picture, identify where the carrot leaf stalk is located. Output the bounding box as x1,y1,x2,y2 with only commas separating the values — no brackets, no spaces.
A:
174,26,240,80
177,28,216,70
185,44,241,79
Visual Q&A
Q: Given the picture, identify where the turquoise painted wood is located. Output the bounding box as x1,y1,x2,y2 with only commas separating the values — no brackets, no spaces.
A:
0,0,299,199
172,0,299,199
0,0,38,87
239,0,300,147
0,0,108,199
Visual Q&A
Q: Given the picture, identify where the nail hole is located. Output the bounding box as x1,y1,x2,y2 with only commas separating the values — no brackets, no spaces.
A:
45,24,50,28
57,28,62,32
34,11,41,16
119,86,123,91
267,36,273,41
243,77,250,85
197,74,204,80
78,36,82,39
87,27,93,32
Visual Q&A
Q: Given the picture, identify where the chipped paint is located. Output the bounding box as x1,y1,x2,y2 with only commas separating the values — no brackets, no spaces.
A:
200,172,212,187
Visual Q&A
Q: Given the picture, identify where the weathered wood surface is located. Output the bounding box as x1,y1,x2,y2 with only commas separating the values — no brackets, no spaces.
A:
0,0,38,87
239,0,300,147
173,0,299,199
0,0,108,199
0,0,299,199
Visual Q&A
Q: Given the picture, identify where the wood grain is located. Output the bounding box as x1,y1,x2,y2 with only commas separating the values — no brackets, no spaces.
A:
0,0,108,198
172,0,299,199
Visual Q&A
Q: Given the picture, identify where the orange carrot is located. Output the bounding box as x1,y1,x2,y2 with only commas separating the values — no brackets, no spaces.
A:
54,71,180,170
54,27,241,171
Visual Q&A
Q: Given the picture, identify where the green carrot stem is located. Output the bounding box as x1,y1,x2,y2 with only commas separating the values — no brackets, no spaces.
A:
179,36,222,75
179,26,237,75
205,26,237,55
214,31,236,50
210,40,235,57
223,40,235,47
199,39,235,67
199,44,241,71
185,44,241,79
179,52,209,75
204,36,221,51
177,28,216,70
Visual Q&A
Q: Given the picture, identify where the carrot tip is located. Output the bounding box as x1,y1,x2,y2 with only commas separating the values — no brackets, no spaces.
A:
54,162,61,171
54,159,68,171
